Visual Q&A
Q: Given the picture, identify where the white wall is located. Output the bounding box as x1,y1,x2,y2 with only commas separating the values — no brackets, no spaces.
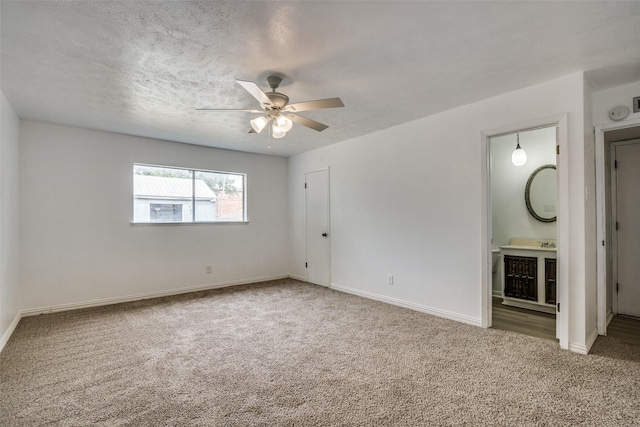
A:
583,76,597,349
592,80,640,126
289,72,592,350
0,91,21,350
20,121,289,311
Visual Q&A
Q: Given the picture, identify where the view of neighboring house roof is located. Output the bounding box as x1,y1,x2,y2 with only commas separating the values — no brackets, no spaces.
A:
134,175,216,199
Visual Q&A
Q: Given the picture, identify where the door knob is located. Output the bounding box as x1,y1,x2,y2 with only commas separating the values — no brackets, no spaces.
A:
322,233,328,237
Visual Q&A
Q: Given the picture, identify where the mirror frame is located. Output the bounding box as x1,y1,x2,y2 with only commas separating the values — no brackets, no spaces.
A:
525,164,557,223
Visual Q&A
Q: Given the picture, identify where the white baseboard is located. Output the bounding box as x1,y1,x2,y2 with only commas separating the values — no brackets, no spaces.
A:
606,311,614,328
288,273,306,282
568,342,588,355
586,328,599,353
0,312,22,354
492,290,502,298
330,283,482,327
569,328,599,355
20,274,290,318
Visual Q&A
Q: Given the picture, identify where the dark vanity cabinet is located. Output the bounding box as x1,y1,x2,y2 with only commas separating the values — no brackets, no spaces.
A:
545,258,557,305
500,239,557,313
503,255,538,301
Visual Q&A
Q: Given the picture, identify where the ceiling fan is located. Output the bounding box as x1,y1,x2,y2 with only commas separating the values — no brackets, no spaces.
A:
196,75,344,139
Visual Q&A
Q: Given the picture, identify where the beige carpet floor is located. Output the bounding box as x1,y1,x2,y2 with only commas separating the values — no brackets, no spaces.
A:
1,278,639,426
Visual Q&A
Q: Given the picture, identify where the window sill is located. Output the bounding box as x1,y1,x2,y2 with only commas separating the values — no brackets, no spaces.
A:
131,221,249,226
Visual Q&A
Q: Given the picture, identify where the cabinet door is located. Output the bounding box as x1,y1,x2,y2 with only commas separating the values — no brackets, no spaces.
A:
504,255,537,301
545,258,557,305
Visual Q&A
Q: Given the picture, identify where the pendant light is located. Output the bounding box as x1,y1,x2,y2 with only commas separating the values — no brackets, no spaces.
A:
511,133,527,166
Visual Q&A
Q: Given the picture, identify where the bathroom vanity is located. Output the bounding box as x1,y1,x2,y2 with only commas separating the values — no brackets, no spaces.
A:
499,238,557,314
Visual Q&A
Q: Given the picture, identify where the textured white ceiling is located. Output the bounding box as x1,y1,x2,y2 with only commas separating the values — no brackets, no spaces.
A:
1,1,639,157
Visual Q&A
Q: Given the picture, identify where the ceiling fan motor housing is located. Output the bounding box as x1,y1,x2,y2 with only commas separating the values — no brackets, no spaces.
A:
266,92,289,109
265,76,288,109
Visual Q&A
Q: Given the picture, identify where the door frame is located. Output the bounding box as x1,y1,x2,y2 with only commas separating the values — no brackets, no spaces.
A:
595,117,640,335
304,167,331,286
609,139,640,317
481,113,569,350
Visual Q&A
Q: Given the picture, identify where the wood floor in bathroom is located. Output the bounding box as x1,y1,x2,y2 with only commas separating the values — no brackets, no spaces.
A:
491,297,556,341
492,297,640,346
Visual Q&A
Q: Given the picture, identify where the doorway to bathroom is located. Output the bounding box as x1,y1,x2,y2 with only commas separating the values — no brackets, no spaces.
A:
487,125,559,341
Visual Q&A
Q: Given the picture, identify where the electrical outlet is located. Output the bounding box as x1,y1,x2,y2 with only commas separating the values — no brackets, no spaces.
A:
387,275,394,285
634,96,640,113
206,265,213,274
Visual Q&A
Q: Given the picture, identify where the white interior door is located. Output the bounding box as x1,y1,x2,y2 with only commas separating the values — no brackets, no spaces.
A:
305,169,330,286
614,140,640,318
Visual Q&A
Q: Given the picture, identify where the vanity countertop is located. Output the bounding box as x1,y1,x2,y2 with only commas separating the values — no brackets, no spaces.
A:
500,244,557,252
499,237,557,252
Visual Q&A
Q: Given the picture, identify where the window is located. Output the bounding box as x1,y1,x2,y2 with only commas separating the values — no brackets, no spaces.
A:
133,164,246,223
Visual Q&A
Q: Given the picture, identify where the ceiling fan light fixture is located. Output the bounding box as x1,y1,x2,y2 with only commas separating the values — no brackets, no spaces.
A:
275,115,293,132
272,123,287,139
250,116,271,133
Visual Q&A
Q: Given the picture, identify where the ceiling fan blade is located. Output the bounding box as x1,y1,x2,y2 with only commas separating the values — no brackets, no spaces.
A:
286,114,329,132
237,80,273,108
283,97,344,113
195,108,264,113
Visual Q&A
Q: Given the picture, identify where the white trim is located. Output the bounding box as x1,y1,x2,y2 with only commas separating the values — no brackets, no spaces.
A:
481,114,569,350
556,115,569,349
480,128,492,328
288,273,306,282
586,327,599,353
0,312,22,354
492,290,503,298
595,124,607,335
595,116,640,336
331,282,482,327
610,138,640,319
20,274,288,317
569,328,599,355
610,143,620,316
130,221,250,226
568,342,588,355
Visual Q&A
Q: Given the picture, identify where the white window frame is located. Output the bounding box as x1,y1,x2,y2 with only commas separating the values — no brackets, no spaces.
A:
132,163,247,224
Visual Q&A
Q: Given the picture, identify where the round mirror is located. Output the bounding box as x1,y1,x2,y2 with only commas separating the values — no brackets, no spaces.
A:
525,164,557,222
